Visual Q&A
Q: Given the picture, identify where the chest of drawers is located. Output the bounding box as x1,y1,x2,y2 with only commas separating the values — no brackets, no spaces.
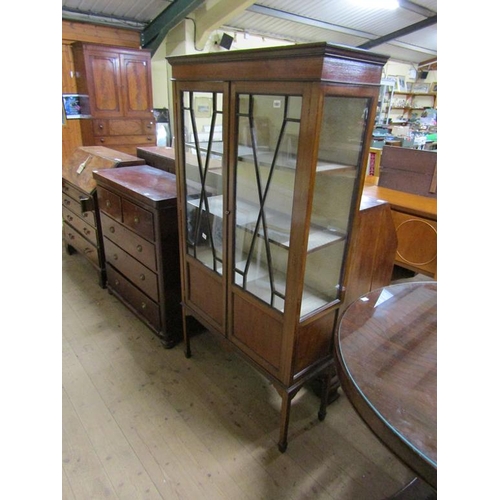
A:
93,165,182,348
62,146,145,287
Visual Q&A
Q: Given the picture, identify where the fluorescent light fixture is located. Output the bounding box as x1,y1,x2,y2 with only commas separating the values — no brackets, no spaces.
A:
352,0,399,9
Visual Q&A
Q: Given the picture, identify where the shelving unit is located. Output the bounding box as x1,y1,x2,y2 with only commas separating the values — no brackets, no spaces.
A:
389,90,437,124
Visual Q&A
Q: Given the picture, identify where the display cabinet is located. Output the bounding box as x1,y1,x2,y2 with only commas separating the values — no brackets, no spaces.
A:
375,78,395,125
168,42,388,451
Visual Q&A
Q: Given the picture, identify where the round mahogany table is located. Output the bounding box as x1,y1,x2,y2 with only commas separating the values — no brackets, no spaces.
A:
334,281,437,491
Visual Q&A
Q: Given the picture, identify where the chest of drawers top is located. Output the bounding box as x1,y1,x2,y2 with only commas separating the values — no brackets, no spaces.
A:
92,165,177,208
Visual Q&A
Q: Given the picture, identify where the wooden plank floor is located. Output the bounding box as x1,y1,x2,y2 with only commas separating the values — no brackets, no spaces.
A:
62,245,416,499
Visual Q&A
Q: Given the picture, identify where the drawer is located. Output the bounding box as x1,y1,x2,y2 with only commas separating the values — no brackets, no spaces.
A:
104,237,159,301
142,119,155,134
100,212,156,271
62,207,97,246
122,199,155,241
93,120,108,136
97,187,122,220
63,223,99,268
94,135,155,146
62,193,96,225
106,265,161,333
62,180,85,202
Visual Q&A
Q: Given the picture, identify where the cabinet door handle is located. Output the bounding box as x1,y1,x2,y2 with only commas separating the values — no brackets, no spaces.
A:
113,254,118,260
136,245,142,252
141,302,146,309
139,274,145,281
109,226,115,233
106,200,111,208
134,216,140,224
115,279,120,286
66,215,73,222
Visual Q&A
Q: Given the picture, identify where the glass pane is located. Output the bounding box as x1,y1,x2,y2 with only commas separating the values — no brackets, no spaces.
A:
233,94,302,312
181,91,224,274
301,96,369,317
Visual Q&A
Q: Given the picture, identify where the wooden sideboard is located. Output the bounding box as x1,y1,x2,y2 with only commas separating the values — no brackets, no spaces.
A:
363,184,437,278
136,146,177,174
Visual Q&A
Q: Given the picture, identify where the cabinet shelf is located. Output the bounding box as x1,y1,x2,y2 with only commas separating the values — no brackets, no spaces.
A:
188,195,346,252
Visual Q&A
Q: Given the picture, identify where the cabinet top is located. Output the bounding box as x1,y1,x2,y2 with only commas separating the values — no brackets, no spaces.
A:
93,165,178,206
168,42,388,85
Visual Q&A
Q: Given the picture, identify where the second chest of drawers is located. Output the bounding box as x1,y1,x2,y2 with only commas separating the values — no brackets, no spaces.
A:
93,165,182,348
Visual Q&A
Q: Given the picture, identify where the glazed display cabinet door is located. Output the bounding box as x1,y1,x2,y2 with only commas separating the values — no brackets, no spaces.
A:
178,85,227,332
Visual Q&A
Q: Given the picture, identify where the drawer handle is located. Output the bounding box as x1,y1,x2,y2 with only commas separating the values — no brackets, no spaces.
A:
100,139,105,143
67,233,74,240
84,248,92,254
139,274,145,281
109,226,115,233
83,228,90,235
64,199,70,205
66,215,73,221
99,124,103,129
63,185,69,191
134,216,140,224
115,279,119,286
106,200,111,208
136,245,142,252
113,254,118,260
141,302,146,309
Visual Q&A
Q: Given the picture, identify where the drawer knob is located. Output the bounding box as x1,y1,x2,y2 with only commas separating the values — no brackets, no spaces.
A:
115,279,119,286
68,233,74,240
136,245,142,252
100,139,105,143
106,200,111,208
139,274,145,281
134,216,139,224
109,226,115,233
113,254,118,260
99,124,103,129
83,228,89,235
141,302,146,309
64,199,70,205
67,215,73,221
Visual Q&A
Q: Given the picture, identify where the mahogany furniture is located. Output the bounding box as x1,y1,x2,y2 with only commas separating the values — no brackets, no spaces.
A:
93,165,182,348
334,281,437,491
363,184,437,278
62,146,145,287
136,146,177,174
72,43,156,156
378,146,437,198
168,42,388,451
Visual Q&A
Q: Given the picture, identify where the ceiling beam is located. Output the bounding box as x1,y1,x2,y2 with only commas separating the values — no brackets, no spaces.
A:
193,0,258,48
141,0,205,53
357,15,437,50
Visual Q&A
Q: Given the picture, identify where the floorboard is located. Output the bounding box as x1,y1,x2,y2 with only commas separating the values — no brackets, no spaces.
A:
62,245,416,499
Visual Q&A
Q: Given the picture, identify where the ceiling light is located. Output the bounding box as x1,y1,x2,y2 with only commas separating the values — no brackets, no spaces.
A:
352,0,399,9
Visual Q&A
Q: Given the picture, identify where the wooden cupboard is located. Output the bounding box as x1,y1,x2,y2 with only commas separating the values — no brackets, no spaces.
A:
168,43,388,451
71,42,156,155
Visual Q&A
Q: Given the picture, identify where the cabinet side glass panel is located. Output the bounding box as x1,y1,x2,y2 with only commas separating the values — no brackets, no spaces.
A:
301,96,370,317
181,91,224,274
233,94,301,312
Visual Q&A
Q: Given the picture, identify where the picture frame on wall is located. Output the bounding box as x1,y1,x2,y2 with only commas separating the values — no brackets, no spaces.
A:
429,82,437,93
412,82,431,93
